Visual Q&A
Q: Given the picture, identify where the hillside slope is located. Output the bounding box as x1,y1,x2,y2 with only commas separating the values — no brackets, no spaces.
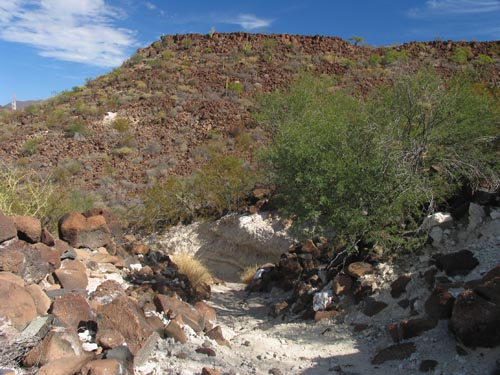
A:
0,33,498,213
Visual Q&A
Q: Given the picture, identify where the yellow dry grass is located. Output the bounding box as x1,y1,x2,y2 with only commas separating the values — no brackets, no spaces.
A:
239,264,260,285
171,253,213,288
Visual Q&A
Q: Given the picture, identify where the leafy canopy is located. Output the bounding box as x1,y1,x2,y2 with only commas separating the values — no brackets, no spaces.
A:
259,68,499,251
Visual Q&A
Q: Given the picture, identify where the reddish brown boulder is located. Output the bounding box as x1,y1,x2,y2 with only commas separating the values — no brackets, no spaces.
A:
202,368,221,375
196,347,216,357
96,296,158,365
0,280,37,330
390,275,411,298
81,359,124,375
371,342,416,365
12,216,41,243
314,310,338,322
0,212,17,244
154,294,205,333
205,326,231,347
0,241,25,273
269,301,289,318
132,244,150,255
425,286,455,319
54,260,88,291
347,262,373,278
34,242,61,270
333,273,354,295
301,239,320,257
89,280,126,309
41,227,56,246
96,328,126,349
362,297,388,317
164,320,187,344
84,207,123,244
26,283,51,315
24,329,87,367
51,293,93,329
433,250,479,277
399,318,438,340
0,239,55,283
450,289,500,348
37,356,93,375
0,271,24,286
194,301,217,323
58,212,111,249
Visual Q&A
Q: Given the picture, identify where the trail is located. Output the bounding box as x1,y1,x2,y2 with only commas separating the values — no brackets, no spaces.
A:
138,282,404,375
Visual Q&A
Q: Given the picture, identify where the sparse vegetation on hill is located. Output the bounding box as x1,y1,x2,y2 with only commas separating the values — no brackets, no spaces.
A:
0,33,498,236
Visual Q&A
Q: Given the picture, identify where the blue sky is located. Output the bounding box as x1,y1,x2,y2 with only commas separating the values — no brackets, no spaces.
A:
1,0,499,105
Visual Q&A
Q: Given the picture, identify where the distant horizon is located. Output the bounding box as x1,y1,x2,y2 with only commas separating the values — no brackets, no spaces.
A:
1,0,499,104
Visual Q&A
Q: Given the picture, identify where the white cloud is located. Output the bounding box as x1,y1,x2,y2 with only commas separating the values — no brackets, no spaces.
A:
145,1,156,11
0,0,136,67
224,14,272,30
409,0,500,17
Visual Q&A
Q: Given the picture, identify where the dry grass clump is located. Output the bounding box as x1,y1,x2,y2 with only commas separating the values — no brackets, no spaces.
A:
171,253,213,288
240,264,260,285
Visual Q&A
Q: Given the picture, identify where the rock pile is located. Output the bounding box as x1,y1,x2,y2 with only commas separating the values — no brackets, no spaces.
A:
0,209,220,375
249,201,500,366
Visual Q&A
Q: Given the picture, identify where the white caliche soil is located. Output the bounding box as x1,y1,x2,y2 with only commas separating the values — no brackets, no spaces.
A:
137,206,500,375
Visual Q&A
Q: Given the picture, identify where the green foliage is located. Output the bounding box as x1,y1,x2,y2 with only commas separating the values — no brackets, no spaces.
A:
226,80,244,97
139,155,256,231
0,166,94,231
348,35,365,46
22,138,41,156
475,54,493,65
450,46,473,64
368,53,382,66
112,118,129,133
259,69,499,252
66,120,89,137
162,49,173,60
382,49,409,65
182,38,193,49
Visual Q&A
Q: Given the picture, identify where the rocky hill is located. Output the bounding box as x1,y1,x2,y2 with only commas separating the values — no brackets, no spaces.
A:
0,33,498,217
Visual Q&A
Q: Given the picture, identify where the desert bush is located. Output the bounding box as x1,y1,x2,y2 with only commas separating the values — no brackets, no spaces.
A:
139,155,256,231
21,138,41,156
0,166,94,230
368,53,382,66
382,49,409,65
113,118,129,133
240,264,259,284
171,253,212,287
66,120,89,137
450,46,473,64
259,69,499,252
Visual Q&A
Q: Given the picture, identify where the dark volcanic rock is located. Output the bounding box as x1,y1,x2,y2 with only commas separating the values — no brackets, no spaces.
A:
433,250,479,277
451,290,500,347
12,216,41,243
399,318,438,340
372,342,416,365
362,297,388,317
391,275,411,298
58,212,111,249
425,286,455,319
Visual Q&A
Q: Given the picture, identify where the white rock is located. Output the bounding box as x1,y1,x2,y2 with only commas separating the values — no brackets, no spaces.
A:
468,203,485,231
82,342,99,351
421,212,453,230
313,291,333,311
490,209,500,220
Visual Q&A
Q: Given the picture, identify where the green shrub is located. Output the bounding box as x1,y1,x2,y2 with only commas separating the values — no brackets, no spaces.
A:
368,53,382,66
382,49,408,65
139,155,256,231
0,166,94,231
450,46,473,64
66,121,88,137
259,69,499,252
22,138,41,155
475,54,493,65
113,118,129,133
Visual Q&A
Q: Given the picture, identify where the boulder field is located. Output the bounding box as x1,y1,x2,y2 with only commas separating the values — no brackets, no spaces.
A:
0,201,500,374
